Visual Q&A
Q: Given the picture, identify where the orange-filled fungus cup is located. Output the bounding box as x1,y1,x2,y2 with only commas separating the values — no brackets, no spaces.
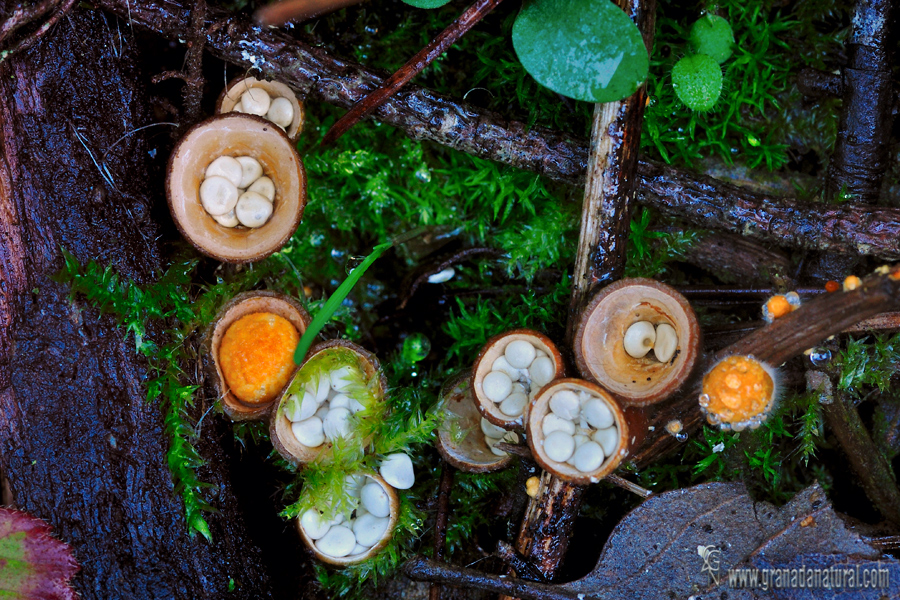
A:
699,355,778,431
203,291,311,421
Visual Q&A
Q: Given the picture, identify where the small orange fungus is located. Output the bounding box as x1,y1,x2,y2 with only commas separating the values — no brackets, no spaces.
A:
843,275,861,291
762,292,800,323
824,280,840,293
699,355,776,431
219,312,299,405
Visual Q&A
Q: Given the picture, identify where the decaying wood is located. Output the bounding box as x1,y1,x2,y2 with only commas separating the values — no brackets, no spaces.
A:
825,0,894,203
681,232,794,288
0,8,274,599
635,159,900,259
429,461,454,600
508,471,586,581
407,556,578,600
629,268,900,470
812,371,900,526
510,0,656,585
94,0,900,260
321,0,506,146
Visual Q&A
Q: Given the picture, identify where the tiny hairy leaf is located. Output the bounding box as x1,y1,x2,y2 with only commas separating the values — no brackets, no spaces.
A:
672,53,722,111
689,14,734,64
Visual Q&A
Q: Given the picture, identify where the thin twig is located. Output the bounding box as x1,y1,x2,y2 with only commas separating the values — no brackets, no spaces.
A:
254,0,364,27
0,0,77,61
429,462,454,600
605,474,651,498
321,0,506,146
0,0,62,45
92,0,900,260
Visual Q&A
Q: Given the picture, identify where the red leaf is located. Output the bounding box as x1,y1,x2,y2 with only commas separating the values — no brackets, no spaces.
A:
0,507,79,600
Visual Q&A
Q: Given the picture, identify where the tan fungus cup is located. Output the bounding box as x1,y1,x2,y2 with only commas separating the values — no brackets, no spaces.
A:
270,340,388,467
573,278,701,407
296,473,399,566
216,76,305,142
526,378,629,485
436,372,513,473
472,329,565,431
203,291,311,422
167,113,306,263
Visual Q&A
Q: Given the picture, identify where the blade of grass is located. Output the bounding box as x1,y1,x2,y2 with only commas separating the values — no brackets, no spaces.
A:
294,241,393,364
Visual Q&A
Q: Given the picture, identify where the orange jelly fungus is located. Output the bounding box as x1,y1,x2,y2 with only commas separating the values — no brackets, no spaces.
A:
701,356,775,425
824,280,840,293
843,275,861,291
219,312,299,405
765,295,792,319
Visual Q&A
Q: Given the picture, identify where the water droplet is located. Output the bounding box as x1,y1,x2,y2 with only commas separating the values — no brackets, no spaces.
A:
808,347,832,366
309,232,325,247
330,248,346,262
675,432,688,442
698,393,710,407
414,167,432,183
402,333,431,364
707,413,721,425
345,255,366,275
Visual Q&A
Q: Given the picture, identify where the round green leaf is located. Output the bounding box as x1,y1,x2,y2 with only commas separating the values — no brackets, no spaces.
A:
689,14,734,64
512,0,648,103
672,54,722,112
401,0,453,8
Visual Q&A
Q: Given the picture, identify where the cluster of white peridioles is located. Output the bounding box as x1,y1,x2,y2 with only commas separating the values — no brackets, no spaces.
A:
540,388,619,473
199,155,275,228
481,340,556,419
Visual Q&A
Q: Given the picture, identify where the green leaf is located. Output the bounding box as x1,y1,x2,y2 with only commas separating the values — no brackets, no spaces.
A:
671,54,722,112
689,15,734,64
293,242,392,365
0,508,79,599
512,0,649,102
401,0,452,7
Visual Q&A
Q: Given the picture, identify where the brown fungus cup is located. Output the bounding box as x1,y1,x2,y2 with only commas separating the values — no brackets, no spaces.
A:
167,113,306,263
203,291,310,422
216,77,305,142
471,329,565,431
270,340,387,467
573,278,700,406
436,372,514,473
296,473,399,566
526,378,629,485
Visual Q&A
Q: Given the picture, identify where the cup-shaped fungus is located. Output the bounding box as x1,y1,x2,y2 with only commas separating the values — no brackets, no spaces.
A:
167,113,306,263
472,329,565,430
204,291,311,421
436,373,515,473
698,355,778,431
573,278,700,406
217,77,305,142
270,341,387,466
296,473,399,565
762,292,800,323
527,379,629,484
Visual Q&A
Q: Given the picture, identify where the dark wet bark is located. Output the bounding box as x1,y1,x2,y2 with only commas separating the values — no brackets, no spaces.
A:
681,233,794,288
825,0,894,203
94,0,900,260
636,159,900,259
0,8,273,599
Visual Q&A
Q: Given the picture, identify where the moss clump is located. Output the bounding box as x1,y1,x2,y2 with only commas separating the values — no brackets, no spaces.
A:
689,15,735,64
671,53,722,112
